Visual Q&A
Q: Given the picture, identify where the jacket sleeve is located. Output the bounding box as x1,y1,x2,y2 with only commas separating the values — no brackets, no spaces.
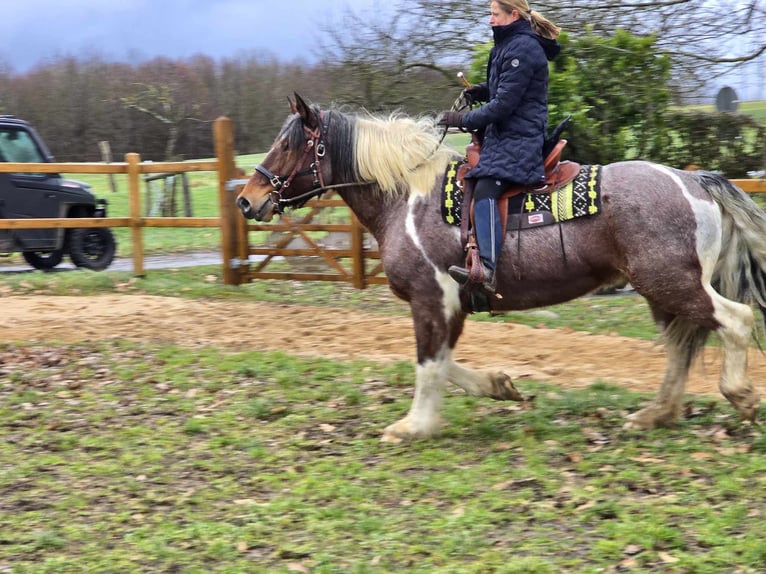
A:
461,39,536,131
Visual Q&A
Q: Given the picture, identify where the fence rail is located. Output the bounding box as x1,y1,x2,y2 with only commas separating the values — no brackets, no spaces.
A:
0,117,242,283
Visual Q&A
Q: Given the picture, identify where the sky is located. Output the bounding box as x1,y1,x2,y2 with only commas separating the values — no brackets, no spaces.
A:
1,0,762,102
0,0,380,71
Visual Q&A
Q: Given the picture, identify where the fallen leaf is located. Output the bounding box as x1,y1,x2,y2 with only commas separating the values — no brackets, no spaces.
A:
658,551,679,564
619,557,639,569
629,456,665,464
691,451,712,461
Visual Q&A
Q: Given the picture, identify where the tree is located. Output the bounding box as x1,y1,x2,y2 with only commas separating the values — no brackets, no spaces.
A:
119,59,213,161
325,0,766,103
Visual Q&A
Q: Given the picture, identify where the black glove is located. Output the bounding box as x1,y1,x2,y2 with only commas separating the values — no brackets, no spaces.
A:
462,85,485,105
437,111,464,128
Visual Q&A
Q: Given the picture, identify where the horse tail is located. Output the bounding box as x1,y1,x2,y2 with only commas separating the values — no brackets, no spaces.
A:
698,172,766,328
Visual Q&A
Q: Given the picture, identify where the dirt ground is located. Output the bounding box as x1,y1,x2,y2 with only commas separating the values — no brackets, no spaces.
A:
2,294,765,399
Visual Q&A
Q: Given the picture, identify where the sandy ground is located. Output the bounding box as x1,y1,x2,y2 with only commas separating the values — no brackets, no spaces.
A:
2,294,765,399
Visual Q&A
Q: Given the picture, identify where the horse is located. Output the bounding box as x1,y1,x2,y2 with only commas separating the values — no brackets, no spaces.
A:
236,93,766,443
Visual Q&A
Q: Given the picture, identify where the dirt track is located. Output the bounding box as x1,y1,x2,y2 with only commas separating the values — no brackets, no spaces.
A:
3,294,766,399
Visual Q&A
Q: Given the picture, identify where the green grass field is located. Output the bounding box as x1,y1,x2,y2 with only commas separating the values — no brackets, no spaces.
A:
1,271,766,572
676,99,766,123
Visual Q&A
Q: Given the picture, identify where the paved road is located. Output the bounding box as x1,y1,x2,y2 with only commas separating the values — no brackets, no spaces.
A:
0,251,222,273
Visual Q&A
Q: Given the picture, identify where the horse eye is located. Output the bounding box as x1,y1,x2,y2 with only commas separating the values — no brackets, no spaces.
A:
281,139,290,152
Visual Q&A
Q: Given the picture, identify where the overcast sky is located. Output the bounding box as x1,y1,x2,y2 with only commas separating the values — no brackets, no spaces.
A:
1,0,762,101
0,0,379,71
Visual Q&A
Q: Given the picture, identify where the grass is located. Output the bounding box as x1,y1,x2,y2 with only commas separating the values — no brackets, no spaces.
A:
2,265,766,571
683,100,766,124
1,339,765,573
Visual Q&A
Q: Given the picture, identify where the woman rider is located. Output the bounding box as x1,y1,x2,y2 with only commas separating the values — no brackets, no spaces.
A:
438,0,561,294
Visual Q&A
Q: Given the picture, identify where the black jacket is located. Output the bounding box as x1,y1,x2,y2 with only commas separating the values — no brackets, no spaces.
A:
462,19,560,185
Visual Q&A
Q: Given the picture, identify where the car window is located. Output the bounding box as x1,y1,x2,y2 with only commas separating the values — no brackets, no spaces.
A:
0,128,46,163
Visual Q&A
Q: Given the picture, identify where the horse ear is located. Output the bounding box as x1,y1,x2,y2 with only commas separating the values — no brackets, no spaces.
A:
287,95,297,115
294,92,319,130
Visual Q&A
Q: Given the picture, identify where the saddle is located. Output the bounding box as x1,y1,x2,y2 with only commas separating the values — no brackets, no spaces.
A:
455,118,581,313
456,117,581,247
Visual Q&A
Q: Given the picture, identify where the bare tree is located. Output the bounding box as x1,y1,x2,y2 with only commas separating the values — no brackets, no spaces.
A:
321,0,766,102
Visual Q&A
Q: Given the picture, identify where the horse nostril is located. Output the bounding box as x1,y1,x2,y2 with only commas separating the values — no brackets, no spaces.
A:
236,197,251,213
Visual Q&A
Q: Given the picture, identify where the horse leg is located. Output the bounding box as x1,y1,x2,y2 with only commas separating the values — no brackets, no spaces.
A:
626,292,759,429
446,361,524,401
624,312,695,429
381,299,461,443
712,297,759,421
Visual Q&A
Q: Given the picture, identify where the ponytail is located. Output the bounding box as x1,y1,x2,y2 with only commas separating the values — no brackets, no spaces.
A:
528,10,561,40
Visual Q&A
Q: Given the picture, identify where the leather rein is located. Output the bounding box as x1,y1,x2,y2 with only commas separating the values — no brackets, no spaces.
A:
253,111,371,214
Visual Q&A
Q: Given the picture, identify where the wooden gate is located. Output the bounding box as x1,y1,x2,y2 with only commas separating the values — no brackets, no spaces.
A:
232,190,387,288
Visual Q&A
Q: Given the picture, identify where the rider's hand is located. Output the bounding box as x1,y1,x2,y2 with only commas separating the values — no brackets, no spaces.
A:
462,85,485,105
437,111,464,128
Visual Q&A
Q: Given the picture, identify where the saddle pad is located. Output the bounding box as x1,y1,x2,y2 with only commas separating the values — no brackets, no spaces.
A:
440,159,466,226
441,163,603,228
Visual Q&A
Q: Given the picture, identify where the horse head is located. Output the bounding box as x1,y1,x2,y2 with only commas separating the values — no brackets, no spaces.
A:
236,93,333,221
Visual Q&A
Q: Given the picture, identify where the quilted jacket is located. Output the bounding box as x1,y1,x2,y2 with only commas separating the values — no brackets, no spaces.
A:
461,19,560,185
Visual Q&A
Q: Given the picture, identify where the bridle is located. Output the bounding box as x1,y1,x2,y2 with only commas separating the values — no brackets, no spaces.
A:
252,110,377,214
252,110,331,214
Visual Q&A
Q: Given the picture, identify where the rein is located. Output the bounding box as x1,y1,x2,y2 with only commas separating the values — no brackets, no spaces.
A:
253,111,372,214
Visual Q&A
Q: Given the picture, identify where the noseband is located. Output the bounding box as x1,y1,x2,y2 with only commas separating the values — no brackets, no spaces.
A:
253,112,332,214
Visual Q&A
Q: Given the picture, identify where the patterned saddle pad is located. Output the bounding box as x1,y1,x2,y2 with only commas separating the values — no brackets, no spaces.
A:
441,163,603,229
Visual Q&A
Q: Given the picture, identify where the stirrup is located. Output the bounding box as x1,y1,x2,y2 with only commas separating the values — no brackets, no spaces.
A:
448,265,470,285
448,264,496,294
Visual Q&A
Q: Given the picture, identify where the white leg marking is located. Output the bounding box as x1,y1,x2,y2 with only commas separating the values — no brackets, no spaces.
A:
711,291,756,402
382,352,449,442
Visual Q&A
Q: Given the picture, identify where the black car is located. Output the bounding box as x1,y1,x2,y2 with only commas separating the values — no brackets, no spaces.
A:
0,115,116,271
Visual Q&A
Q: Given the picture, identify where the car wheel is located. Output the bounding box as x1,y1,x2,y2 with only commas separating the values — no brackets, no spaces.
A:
68,228,117,271
22,249,65,270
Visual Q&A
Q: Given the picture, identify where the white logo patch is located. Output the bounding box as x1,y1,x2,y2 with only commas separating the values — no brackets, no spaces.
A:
511,58,520,67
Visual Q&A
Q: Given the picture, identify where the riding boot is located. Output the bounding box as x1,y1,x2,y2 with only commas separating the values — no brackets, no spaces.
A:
449,197,503,293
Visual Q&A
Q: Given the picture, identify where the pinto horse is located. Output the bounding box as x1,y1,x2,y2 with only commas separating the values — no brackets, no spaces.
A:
236,93,765,443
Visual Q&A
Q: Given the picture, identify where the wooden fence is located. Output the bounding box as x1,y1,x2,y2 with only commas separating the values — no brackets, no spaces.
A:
1,117,764,289
231,177,766,288
0,117,243,285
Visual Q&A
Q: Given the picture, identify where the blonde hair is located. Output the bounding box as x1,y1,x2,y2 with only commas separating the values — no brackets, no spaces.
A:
493,0,561,40
354,114,455,197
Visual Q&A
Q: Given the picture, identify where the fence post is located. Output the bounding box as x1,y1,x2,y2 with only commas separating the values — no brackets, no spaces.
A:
214,116,241,285
126,152,145,277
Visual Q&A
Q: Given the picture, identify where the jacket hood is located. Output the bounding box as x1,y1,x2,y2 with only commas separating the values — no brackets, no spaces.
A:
492,19,560,61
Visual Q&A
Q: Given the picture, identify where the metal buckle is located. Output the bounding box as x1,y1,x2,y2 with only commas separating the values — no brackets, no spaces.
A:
316,143,326,158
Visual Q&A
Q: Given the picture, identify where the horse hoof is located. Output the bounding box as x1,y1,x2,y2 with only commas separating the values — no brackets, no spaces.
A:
489,373,524,402
623,404,679,430
381,416,439,443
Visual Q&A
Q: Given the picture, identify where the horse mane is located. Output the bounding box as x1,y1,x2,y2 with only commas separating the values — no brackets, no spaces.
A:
281,104,456,198
353,111,456,196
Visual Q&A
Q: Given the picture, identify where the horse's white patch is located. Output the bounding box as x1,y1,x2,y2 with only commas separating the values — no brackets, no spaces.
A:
406,352,450,434
646,163,722,281
406,193,463,320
